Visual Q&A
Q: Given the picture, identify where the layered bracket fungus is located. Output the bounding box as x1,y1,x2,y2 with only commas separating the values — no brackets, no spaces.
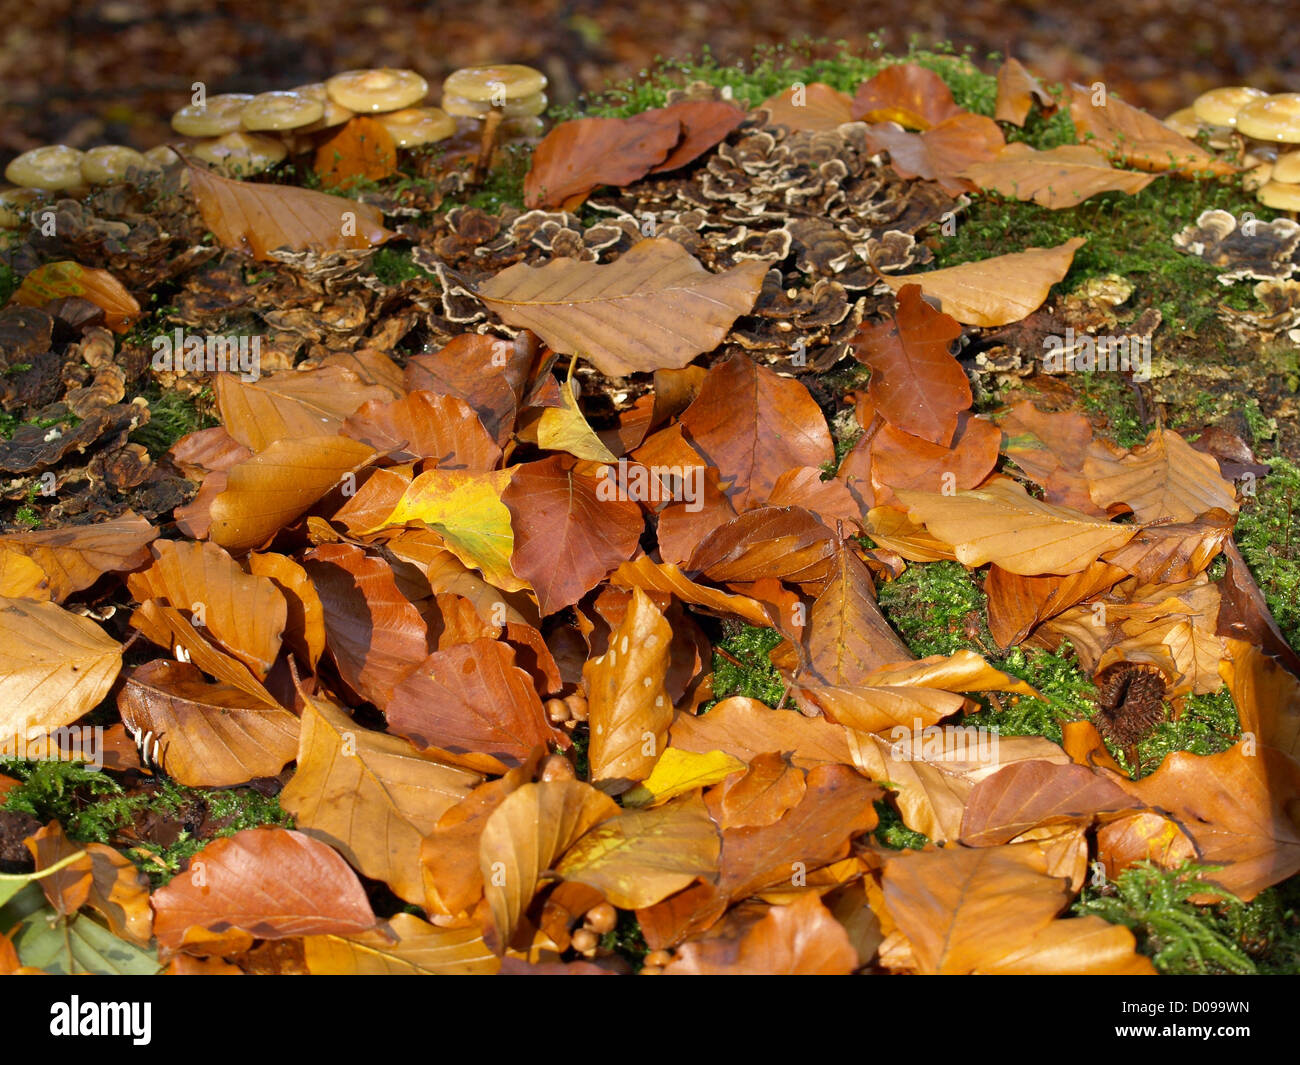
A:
442,63,548,180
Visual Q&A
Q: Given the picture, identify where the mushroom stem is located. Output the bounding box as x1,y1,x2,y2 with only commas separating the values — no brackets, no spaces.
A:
473,108,503,184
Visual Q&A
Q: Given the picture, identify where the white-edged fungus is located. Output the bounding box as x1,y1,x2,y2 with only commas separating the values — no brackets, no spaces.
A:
325,68,428,113
171,94,255,137
5,145,86,190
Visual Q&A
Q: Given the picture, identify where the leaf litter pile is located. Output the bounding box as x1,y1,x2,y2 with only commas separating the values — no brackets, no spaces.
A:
1,52,1300,977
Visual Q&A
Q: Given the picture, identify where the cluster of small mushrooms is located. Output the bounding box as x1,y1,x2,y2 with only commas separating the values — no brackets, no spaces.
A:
0,63,547,225
1167,89,1300,210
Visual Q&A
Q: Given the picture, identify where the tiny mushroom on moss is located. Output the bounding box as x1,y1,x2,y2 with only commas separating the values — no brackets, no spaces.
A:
171,93,254,137
441,63,547,180
377,106,457,148
1236,93,1300,143
192,131,288,177
80,144,158,185
6,145,87,191
1193,86,1267,128
1163,107,1204,140
326,68,428,113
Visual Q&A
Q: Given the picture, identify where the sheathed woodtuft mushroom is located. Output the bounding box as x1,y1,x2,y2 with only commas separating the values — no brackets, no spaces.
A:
5,145,86,191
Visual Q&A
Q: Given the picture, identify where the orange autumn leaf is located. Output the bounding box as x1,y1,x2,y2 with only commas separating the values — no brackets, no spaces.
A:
10,261,141,333
314,116,398,189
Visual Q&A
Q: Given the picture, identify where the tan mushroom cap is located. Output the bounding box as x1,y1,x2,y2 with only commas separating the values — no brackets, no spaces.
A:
1273,151,1300,184
1257,181,1300,210
0,187,46,228
377,107,457,148
500,115,546,140
1236,94,1300,142
171,94,255,137
192,131,287,176
443,64,546,104
326,68,428,113
1163,107,1204,139
144,144,186,167
290,83,356,129
1192,86,1267,128
1244,160,1273,191
241,91,324,132
442,90,547,120
5,145,86,190
80,144,157,185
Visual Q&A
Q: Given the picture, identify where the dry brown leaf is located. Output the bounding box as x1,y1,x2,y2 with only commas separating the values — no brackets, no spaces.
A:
0,597,121,746
127,539,286,680
209,436,377,552
851,63,964,129
280,693,481,904
246,551,326,670
664,892,858,974
898,475,1135,575
187,162,393,260
610,557,771,627
976,914,1155,974
117,660,299,787
1084,428,1239,523
879,237,1086,327
314,116,398,190
556,794,720,908
714,751,806,830
476,238,767,377
583,587,674,793
961,143,1158,208
479,779,619,947
11,261,141,333
342,390,501,469
960,759,1139,846
0,512,155,603
151,828,376,953
687,506,838,586
670,697,853,768
759,83,855,131
1222,638,1300,761
303,912,499,975
994,57,1053,126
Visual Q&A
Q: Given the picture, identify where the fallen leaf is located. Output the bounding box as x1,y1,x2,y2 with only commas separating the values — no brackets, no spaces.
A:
303,912,499,974
759,83,854,131
314,116,398,190
150,828,376,951
960,759,1139,846
341,390,501,469
898,476,1135,575
664,892,858,974
503,457,643,615
1084,428,1239,523
850,283,967,446
0,512,155,603
11,261,141,333
851,63,964,129
117,660,299,786
878,238,1086,327
187,162,393,260
961,143,1157,208
557,794,720,908
621,748,748,808
862,114,1005,194
479,780,619,946
994,57,1054,126
0,598,121,746
670,697,854,769
524,112,681,208
476,238,768,377
280,693,481,904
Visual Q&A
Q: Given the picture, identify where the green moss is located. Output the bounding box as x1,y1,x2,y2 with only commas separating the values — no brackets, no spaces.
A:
129,385,215,457
459,144,530,213
876,559,988,658
1235,455,1300,650
1075,374,1150,448
0,762,291,885
932,180,1270,337
872,798,930,851
708,623,786,708
598,910,648,969
1127,687,1240,777
1075,861,1300,974
563,38,1001,120
370,246,435,286
0,261,18,304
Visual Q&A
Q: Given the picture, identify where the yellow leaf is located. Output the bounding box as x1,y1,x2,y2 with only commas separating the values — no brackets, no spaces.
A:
622,747,747,807
555,794,720,909
370,468,525,593
536,372,616,462
303,913,499,975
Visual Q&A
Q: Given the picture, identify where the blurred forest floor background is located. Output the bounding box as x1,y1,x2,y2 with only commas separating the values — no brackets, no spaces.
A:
2,0,1298,156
